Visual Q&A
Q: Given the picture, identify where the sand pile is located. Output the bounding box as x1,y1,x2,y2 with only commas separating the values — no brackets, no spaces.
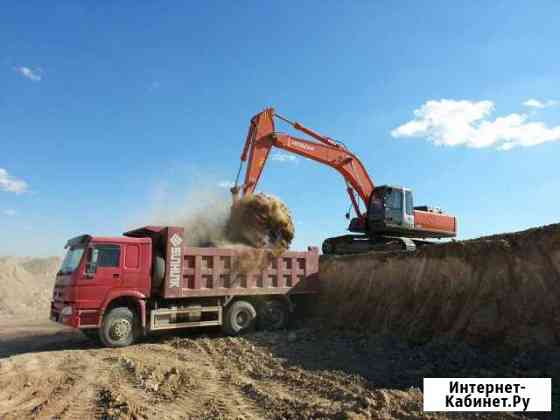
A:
226,193,294,254
318,223,560,349
0,256,61,319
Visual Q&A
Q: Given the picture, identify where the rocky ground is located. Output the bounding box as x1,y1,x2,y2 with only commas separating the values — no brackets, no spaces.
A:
0,319,556,420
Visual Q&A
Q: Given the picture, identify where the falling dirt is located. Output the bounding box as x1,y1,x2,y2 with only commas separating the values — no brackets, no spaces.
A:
226,193,295,255
319,223,560,349
149,189,295,255
1,320,554,419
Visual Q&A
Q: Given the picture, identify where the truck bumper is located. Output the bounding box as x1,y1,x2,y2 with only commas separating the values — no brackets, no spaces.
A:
50,304,100,329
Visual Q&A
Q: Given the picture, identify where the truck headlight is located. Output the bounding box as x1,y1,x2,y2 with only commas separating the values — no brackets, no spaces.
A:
61,306,73,316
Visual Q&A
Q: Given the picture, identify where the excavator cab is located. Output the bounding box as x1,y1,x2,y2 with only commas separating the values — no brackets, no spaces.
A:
367,185,415,233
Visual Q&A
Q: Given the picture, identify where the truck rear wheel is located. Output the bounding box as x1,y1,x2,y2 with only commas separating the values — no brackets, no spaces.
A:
258,300,288,330
222,300,256,336
100,307,139,347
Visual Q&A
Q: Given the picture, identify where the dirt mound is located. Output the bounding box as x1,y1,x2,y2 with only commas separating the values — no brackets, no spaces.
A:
0,256,60,320
226,193,294,254
319,223,560,349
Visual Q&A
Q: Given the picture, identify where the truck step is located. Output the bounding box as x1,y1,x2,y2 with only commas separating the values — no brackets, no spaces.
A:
150,306,222,331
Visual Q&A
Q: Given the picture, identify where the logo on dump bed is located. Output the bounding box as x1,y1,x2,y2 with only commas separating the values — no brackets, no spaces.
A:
170,233,183,247
168,233,183,289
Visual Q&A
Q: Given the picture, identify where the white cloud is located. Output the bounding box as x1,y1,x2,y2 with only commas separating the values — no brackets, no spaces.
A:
271,152,298,162
391,99,560,150
0,168,29,194
15,66,42,82
3,209,16,216
217,180,234,189
522,98,558,109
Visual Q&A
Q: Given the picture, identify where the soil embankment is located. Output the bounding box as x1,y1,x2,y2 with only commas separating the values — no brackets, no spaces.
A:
319,223,560,349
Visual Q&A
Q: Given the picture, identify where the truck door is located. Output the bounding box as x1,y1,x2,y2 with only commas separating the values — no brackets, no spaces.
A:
88,244,122,287
79,244,122,309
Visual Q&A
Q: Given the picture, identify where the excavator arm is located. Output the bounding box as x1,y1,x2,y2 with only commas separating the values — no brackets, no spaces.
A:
233,108,374,218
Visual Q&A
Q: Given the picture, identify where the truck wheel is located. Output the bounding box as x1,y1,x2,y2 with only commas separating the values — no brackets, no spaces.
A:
222,300,256,336
100,307,138,347
258,300,288,330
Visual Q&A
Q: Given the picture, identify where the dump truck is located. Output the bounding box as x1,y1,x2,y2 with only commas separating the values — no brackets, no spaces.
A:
50,225,319,347
231,108,458,254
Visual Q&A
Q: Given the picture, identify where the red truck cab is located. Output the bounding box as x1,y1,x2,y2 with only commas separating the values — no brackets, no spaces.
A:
51,234,152,331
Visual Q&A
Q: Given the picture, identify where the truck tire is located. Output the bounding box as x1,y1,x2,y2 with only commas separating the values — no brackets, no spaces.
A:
100,307,139,347
258,300,288,330
152,255,166,289
222,300,256,336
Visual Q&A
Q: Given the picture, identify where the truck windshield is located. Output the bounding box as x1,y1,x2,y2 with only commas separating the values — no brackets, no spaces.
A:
59,247,85,274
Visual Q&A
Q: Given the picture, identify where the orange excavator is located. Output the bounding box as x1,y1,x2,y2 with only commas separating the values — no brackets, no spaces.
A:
231,108,457,254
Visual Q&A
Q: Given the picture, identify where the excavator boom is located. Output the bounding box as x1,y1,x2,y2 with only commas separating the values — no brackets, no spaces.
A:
236,108,374,218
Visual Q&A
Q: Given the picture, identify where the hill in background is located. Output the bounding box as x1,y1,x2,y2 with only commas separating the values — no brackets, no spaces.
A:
0,256,60,320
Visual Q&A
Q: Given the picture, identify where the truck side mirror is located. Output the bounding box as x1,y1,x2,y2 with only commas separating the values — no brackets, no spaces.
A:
84,247,98,277
85,262,97,275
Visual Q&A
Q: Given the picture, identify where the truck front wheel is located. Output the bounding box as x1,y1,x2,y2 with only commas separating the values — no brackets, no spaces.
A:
222,300,256,336
100,307,139,347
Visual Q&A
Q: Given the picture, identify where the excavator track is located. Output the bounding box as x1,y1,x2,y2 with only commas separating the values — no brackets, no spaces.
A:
322,235,434,255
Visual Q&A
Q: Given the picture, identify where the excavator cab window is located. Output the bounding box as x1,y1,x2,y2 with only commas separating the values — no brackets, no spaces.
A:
387,189,402,210
382,188,404,226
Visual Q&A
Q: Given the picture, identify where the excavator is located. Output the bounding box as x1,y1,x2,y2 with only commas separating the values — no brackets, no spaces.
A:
231,108,457,254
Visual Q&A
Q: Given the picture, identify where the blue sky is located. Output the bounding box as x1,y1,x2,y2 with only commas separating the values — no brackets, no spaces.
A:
1,1,559,256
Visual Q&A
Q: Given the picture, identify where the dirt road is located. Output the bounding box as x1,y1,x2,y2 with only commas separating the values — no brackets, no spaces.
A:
1,320,555,420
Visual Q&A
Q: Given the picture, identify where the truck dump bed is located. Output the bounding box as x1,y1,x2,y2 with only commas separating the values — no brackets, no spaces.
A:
165,245,319,299
125,226,319,299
